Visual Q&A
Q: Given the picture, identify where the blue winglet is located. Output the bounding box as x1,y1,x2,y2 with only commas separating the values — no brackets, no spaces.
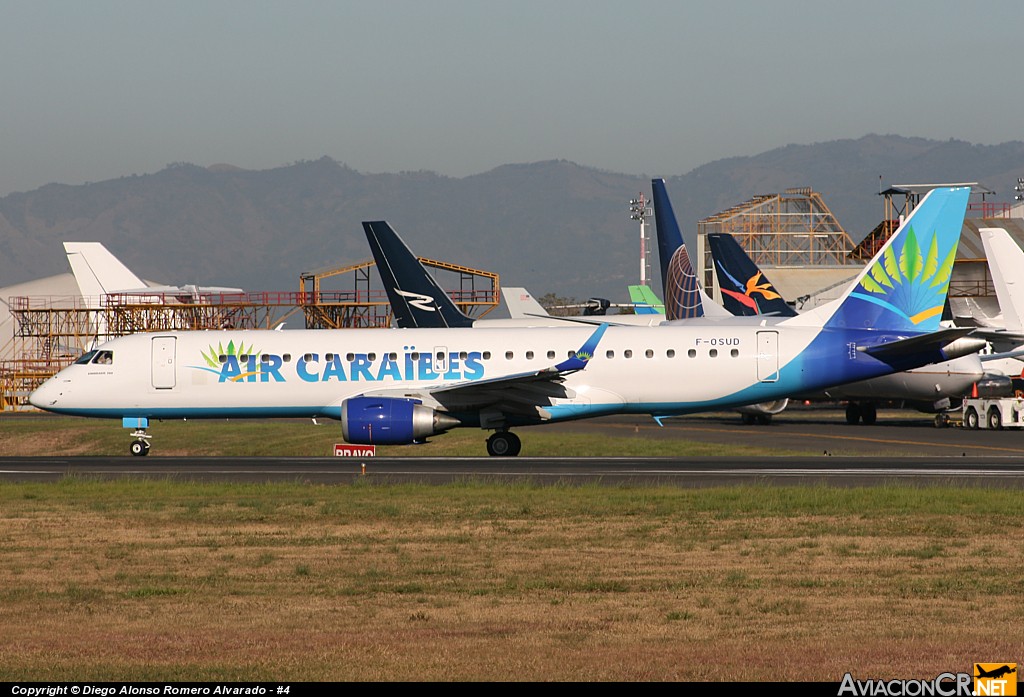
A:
555,323,608,372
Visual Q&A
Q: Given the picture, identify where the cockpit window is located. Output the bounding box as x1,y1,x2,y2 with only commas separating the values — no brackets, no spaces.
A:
74,351,97,365
92,351,113,365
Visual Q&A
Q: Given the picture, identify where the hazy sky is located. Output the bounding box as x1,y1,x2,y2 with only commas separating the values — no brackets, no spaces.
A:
2,1,1021,196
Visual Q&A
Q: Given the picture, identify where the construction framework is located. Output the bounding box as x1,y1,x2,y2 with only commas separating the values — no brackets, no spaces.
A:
696,187,854,290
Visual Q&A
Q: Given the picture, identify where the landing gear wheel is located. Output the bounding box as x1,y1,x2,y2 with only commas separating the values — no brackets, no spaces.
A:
845,403,861,425
861,403,877,425
741,413,756,425
988,408,1003,430
486,431,521,457
965,407,979,430
130,439,150,457
756,414,772,425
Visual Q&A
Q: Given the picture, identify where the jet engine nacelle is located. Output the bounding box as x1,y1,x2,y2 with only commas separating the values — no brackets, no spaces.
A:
735,399,789,416
341,397,460,445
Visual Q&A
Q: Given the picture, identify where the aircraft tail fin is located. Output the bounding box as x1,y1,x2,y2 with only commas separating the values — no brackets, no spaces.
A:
502,287,550,318
652,178,705,320
651,178,732,320
63,242,148,307
980,228,1024,333
627,285,665,315
708,233,798,317
362,221,474,328
820,186,970,332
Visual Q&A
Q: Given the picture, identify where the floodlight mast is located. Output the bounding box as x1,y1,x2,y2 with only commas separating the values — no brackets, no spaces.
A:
630,193,653,286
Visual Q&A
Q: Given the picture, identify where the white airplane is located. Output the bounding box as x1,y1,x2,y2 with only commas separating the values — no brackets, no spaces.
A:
64,242,244,304
30,186,984,457
973,227,1024,378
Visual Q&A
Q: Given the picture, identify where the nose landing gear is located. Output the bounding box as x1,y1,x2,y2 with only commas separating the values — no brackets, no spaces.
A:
129,429,151,456
123,418,152,456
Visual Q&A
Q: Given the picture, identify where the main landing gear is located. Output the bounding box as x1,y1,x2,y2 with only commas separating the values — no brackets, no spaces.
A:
486,430,521,457
129,428,151,456
845,401,877,425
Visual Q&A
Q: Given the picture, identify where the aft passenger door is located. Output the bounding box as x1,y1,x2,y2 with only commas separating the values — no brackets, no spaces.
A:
152,336,177,389
756,331,779,382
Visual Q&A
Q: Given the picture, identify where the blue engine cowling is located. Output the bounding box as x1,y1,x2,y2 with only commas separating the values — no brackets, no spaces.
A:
341,396,460,445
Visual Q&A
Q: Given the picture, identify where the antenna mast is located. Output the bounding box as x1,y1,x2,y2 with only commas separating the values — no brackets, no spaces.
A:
629,193,653,286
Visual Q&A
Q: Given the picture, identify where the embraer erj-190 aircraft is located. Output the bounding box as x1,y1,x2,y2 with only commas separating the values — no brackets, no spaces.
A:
30,187,984,456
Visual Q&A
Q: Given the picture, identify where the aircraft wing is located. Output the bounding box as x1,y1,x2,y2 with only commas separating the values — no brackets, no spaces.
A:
361,324,607,420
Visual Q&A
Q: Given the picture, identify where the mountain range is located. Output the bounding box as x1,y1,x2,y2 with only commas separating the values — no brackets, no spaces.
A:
1,134,1021,303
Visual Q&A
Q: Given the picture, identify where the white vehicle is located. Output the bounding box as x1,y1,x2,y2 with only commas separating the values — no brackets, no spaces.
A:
30,187,982,456
961,396,1024,430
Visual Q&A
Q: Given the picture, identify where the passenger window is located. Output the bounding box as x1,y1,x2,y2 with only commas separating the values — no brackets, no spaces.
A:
687,349,696,358
325,353,334,362
606,350,615,359
411,352,420,360
710,349,718,358
547,350,555,359
731,349,739,358
282,354,291,362
667,349,675,358
482,351,491,360
526,351,534,360
303,353,313,363
624,350,633,359
368,353,376,361
645,349,654,358
505,351,514,360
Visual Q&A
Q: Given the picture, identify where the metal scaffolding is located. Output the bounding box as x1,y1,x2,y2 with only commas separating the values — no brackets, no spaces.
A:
696,187,854,289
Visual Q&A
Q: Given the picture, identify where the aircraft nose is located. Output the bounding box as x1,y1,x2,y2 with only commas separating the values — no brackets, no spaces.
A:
29,379,59,410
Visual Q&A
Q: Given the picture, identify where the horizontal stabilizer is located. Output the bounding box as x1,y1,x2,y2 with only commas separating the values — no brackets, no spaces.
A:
858,327,984,363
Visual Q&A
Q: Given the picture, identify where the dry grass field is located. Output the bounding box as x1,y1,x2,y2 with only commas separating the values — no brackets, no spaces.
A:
0,478,1020,682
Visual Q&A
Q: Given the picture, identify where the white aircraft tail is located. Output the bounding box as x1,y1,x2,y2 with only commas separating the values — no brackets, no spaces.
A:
980,228,1024,333
502,287,550,319
64,242,148,306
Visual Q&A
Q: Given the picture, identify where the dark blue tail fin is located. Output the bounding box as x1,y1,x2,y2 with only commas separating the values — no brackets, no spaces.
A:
651,178,704,320
707,233,798,317
362,221,475,328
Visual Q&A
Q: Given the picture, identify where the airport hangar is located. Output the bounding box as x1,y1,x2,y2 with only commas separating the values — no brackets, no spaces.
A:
2,182,1023,411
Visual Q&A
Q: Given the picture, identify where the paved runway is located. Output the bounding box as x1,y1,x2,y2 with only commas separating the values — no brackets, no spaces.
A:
4,408,1024,486
3,454,1024,487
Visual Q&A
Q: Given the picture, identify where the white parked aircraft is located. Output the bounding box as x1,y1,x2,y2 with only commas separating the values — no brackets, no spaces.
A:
30,186,983,456
64,242,244,304
972,227,1024,379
